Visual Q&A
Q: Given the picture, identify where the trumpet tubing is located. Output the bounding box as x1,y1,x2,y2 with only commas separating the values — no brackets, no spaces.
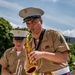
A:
17,65,22,75
15,59,22,75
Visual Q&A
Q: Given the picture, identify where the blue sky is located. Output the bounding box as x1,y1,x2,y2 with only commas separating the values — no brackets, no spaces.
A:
0,0,75,37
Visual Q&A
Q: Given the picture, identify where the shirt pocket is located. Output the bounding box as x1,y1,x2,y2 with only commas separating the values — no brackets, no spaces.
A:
40,41,55,52
7,54,17,67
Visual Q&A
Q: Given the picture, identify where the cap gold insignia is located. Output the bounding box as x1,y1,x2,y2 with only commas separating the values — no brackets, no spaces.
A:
17,30,20,34
24,9,27,13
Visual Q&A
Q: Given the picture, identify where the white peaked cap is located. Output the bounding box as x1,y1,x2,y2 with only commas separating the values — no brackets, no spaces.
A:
10,30,29,37
19,7,44,18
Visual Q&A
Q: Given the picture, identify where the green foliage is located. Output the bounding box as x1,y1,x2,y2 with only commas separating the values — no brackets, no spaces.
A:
69,44,75,55
13,27,28,31
0,17,13,58
28,34,32,41
0,17,14,72
68,44,75,71
68,53,75,71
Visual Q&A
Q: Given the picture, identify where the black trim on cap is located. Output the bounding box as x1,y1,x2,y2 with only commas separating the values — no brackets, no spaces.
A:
23,15,41,23
13,37,25,40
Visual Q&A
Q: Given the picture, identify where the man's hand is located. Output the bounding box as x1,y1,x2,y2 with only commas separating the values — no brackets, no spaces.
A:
28,51,43,63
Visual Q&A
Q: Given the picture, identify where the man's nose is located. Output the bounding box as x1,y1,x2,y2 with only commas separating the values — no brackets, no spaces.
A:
30,24,34,28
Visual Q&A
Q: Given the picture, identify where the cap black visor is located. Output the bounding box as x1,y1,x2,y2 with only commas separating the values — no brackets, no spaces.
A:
13,37,25,40
23,15,41,23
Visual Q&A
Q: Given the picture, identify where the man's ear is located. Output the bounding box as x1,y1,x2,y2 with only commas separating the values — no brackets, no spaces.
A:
40,19,42,24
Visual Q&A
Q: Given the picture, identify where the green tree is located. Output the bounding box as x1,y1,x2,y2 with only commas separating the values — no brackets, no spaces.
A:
68,44,75,71
13,27,28,31
69,44,75,55
0,17,14,72
0,17,13,57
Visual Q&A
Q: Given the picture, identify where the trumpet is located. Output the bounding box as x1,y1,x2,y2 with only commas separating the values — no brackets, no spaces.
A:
15,59,22,75
24,34,37,74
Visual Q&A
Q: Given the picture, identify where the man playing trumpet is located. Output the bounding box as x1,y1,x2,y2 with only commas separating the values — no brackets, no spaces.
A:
0,30,28,75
